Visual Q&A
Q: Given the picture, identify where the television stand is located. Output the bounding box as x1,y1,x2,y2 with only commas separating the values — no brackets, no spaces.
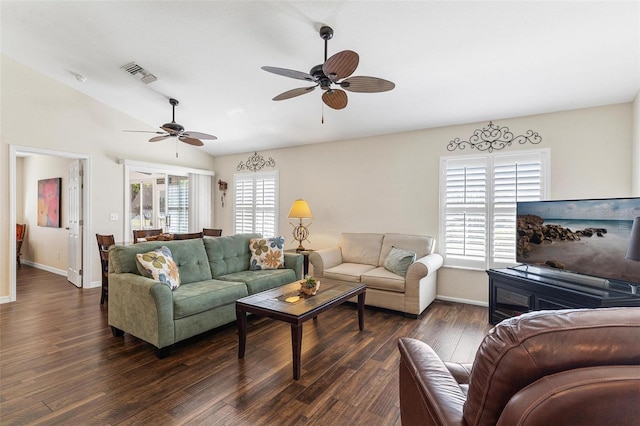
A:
487,268,640,324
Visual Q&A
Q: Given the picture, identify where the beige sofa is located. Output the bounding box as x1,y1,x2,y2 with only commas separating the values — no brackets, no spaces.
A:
309,233,443,317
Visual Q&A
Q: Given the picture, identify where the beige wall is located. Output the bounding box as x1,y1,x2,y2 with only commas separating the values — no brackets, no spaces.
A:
632,90,640,196
1,55,216,300
2,52,638,305
212,103,636,305
20,155,73,272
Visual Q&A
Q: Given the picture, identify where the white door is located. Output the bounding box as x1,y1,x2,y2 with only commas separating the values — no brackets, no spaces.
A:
67,160,83,287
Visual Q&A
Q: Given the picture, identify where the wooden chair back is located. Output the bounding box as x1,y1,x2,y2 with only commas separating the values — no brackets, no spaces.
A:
95,233,115,305
132,228,163,243
203,228,222,237
173,232,204,240
16,223,27,267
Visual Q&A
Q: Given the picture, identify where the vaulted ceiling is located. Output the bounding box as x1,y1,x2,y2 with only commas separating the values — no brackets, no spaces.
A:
2,1,638,156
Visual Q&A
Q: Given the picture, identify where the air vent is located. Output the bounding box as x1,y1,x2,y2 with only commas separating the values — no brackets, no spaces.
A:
120,62,157,84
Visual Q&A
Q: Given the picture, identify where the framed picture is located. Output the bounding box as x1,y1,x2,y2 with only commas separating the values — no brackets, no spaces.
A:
38,177,61,228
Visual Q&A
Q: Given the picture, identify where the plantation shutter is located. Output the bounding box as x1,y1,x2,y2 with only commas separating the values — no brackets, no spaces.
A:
234,171,278,237
441,150,548,270
442,157,487,269
167,175,189,233
492,152,545,267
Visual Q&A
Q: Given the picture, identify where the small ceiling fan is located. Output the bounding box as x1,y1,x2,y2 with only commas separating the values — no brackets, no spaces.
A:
124,98,217,147
261,26,395,110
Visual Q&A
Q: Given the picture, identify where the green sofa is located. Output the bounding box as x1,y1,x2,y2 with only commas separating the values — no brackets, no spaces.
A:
108,233,303,357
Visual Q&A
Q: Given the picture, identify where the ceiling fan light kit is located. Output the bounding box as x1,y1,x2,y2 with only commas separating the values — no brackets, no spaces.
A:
262,26,395,110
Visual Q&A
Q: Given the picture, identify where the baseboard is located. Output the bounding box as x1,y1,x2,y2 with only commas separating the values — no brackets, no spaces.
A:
21,261,101,289
436,295,488,307
21,260,67,276
0,295,13,304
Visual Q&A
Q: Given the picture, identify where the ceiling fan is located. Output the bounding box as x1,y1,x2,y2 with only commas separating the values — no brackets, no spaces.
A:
261,26,395,110
124,98,217,147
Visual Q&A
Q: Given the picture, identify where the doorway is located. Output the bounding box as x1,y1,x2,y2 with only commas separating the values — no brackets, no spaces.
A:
9,145,91,302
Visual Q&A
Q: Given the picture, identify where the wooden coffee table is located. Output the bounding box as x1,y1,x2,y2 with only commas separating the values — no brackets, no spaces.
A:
236,278,366,380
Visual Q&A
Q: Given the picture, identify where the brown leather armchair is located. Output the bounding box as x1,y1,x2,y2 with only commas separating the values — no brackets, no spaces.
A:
398,307,640,425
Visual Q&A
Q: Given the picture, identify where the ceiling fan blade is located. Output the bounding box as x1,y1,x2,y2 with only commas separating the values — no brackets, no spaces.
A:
149,135,171,142
179,136,204,146
340,76,396,93
323,50,359,81
273,86,316,101
322,89,348,110
261,66,314,82
160,126,181,135
183,131,217,140
123,130,166,135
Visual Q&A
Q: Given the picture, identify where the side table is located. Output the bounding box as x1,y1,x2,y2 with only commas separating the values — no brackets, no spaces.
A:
286,249,313,276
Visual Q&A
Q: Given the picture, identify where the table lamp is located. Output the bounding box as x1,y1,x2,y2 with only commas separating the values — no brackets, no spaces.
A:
626,217,640,261
288,199,313,251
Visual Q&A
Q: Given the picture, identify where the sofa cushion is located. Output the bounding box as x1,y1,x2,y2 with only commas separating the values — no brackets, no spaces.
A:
339,233,384,266
362,267,406,293
110,238,212,284
136,246,181,290
204,233,262,277
216,269,297,294
379,233,435,266
324,263,377,283
172,279,248,319
249,236,285,270
383,246,416,277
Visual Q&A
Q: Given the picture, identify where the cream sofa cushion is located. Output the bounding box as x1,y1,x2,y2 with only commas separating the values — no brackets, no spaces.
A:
362,267,405,293
324,263,377,283
339,233,384,266
378,233,435,266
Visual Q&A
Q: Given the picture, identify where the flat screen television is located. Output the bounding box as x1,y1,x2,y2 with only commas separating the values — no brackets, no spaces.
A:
516,197,640,286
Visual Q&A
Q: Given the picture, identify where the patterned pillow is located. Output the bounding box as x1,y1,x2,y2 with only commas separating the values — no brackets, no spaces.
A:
135,246,181,290
383,246,416,277
249,237,285,270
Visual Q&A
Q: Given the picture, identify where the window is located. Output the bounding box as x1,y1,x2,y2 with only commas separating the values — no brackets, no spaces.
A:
166,175,189,233
234,171,279,237
440,149,550,270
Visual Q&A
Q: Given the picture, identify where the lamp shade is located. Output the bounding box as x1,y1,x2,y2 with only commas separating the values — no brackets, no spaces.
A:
626,217,640,261
288,199,313,219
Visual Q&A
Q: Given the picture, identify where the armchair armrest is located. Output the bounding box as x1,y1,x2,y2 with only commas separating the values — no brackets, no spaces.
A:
108,272,175,349
284,252,304,280
497,366,640,426
407,253,444,279
398,337,466,426
309,247,343,277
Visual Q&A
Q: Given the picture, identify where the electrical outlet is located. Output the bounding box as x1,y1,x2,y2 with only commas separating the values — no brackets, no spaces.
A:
57,252,61,259
109,213,118,221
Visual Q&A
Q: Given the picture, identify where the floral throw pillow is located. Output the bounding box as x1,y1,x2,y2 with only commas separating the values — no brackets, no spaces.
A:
249,237,285,270
135,246,181,290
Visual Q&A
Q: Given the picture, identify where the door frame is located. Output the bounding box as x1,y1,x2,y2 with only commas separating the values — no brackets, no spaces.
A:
9,145,92,302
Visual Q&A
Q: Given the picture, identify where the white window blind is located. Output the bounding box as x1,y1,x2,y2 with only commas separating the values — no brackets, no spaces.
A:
440,150,549,270
167,175,189,233
234,171,278,238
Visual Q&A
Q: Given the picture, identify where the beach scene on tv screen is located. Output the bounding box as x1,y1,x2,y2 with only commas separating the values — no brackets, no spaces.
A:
517,198,640,284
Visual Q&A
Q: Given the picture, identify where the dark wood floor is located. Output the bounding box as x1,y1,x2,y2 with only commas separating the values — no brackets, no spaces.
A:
1,266,492,425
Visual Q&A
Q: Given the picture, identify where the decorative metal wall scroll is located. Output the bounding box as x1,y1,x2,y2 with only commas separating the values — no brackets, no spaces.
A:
236,151,276,172
447,122,542,152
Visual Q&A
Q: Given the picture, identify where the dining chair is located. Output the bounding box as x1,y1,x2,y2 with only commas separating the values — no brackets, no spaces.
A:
16,223,27,267
173,232,204,240
95,233,115,305
132,228,163,243
203,228,222,237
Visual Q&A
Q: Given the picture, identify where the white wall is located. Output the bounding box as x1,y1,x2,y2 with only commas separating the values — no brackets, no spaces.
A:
1,55,216,299
212,103,635,305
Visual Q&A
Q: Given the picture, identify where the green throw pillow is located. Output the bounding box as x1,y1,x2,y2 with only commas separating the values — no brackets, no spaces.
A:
135,246,181,290
383,246,416,277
